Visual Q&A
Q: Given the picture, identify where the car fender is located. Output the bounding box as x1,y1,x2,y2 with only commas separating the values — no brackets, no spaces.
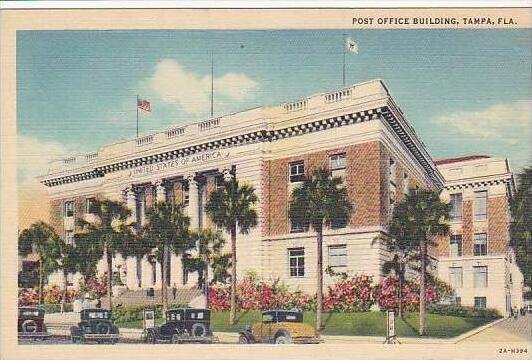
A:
238,330,255,343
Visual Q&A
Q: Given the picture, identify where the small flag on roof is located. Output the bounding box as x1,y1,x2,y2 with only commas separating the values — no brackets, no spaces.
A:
346,37,358,54
137,98,151,112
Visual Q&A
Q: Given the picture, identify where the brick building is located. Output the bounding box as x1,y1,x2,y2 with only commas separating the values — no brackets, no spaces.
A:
36,79,522,315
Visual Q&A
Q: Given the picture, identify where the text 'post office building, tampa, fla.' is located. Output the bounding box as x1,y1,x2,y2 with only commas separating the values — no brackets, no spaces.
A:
38,79,523,315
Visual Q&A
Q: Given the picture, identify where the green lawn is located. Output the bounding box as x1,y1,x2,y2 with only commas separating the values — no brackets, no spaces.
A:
115,311,494,338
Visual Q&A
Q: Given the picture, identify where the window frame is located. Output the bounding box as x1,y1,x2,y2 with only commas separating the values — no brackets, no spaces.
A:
288,248,305,278
474,190,488,221
474,297,487,309
473,233,488,256
329,153,347,171
65,230,74,246
64,201,74,218
289,161,305,183
449,234,463,257
449,193,463,222
328,244,347,268
473,266,488,288
448,266,463,288
85,197,96,214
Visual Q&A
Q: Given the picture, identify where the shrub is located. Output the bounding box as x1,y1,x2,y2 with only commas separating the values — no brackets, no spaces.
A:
43,303,74,313
427,304,501,319
43,285,80,304
79,275,107,299
323,274,373,312
112,304,188,324
18,288,38,306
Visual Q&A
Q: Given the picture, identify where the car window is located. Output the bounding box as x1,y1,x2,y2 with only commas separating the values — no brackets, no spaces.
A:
277,312,303,322
262,313,274,323
197,312,204,319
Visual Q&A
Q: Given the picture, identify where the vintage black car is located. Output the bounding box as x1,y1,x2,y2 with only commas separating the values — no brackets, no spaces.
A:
143,308,217,344
18,307,51,340
70,309,120,344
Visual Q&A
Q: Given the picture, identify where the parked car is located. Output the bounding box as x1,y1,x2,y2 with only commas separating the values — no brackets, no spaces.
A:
239,310,321,344
143,308,217,344
18,307,51,340
70,309,119,344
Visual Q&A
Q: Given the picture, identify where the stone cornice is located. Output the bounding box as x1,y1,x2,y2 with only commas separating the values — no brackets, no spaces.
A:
443,173,513,191
41,105,440,188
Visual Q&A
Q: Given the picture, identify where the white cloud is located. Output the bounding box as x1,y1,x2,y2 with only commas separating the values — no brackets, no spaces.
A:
17,135,70,184
215,72,258,101
435,101,531,139
148,59,258,115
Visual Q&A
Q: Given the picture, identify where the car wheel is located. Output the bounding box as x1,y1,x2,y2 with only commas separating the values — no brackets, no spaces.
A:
171,334,181,344
275,335,291,344
238,335,250,344
145,331,156,344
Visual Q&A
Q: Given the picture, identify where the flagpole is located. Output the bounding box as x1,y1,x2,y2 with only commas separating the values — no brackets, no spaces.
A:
210,50,214,118
136,95,139,138
342,33,347,87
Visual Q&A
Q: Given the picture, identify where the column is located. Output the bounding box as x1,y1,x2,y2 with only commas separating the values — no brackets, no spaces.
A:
124,187,140,289
186,174,199,229
155,179,166,203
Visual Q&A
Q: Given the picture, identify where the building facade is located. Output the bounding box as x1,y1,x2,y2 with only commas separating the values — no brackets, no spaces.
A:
435,156,523,314
37,79,521,315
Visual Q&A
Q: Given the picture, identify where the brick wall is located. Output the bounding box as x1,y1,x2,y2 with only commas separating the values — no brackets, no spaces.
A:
461,200,474,256
263,141,412,236
49,199,64,236
488,196,510,254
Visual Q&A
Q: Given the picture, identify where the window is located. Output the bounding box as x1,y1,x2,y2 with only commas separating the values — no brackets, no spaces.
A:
289,161,305,183
474,233,488,256
288,248,305,277
64,201,74,217
455,297,461,306
474,190,488,221
65,230,74,247
449,235,463,257
330,153,346,170
328,245,347,268
473,266,488,288
290,219,307,233
448,267,463,288
85,197,96,214
449,193,463,222
474,297,487,309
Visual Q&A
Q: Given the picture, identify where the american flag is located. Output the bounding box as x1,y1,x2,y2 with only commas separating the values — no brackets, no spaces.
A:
137,98,151,112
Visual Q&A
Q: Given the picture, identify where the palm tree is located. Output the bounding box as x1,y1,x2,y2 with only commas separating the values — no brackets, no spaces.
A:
389,189,450,335
76,199,134,310
140,201,192,311
288,168,352,331
381,250,415,319
205,176,258,325
188,229,226,307
18,222,59,304
47,236,81,312
510,167,531,299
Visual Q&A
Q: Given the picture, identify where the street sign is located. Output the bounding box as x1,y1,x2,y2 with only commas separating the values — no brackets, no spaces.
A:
143,309,155,330
384,310,400,344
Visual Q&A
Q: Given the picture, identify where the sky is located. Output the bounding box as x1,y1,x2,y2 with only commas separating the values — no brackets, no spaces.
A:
17,29,531,184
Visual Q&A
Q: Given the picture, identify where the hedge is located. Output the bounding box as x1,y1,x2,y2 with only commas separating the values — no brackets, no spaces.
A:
427,304,501,319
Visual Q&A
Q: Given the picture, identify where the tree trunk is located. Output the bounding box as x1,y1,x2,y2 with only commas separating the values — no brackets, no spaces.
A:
162,245,169,312
419,240,426,336
38,259,44,305
106,247,113,310
229,225,237,325
398,270,403,319
61,269,68,314
136,257,142,288
316,225,324,332
204,257,209,308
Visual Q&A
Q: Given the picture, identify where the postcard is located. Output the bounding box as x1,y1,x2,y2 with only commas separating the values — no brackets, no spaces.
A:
1,4,530,360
